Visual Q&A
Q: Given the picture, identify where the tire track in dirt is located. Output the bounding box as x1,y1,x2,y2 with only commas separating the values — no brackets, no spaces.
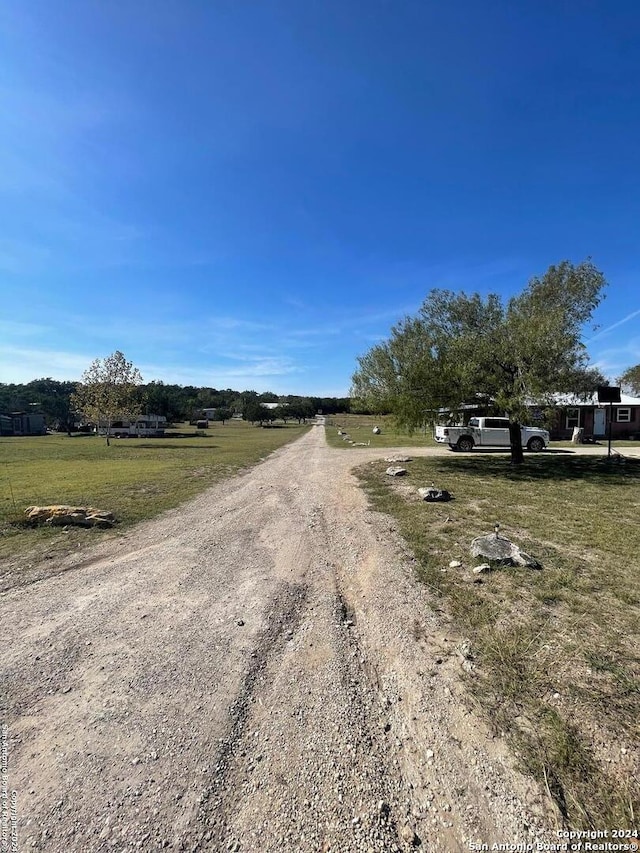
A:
0,426,554,852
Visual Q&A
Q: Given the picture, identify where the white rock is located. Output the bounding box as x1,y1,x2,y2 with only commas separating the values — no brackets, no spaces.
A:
459,640,472,658
449,560,462,568
418,486,452,502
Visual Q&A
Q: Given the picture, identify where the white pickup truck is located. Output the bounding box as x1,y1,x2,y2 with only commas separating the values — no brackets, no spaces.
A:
434,417,549,452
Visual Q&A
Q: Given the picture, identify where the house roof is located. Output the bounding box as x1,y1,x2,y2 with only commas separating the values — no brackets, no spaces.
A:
552,392,640,407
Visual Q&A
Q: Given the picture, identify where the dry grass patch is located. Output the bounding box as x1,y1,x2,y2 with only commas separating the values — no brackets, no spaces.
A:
356,453,640,829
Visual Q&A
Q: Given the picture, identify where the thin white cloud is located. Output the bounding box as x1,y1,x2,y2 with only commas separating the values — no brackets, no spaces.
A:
356,333,387,344
0,320,52,338
589,337,640,378
282,305,420,342
19,314,275,354
586,308,640,343
0,211,145,275
201,317,276,334
0,344,302,388
125,359,303,393
359,256,527,296
0,346,94,383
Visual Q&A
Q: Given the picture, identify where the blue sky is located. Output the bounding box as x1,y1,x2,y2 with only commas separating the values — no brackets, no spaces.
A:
1,1,639,395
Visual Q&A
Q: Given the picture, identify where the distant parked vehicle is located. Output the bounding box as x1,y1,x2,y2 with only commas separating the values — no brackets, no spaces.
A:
97,416,167,438
434,417,549,452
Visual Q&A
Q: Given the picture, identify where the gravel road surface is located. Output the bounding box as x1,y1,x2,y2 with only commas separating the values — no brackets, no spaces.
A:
1,426,601,852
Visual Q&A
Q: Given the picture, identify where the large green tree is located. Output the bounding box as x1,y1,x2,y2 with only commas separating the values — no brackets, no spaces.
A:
352,260,607,464
212,407,232,425
242,400,270,425
617,364,640,396
71,351,144,445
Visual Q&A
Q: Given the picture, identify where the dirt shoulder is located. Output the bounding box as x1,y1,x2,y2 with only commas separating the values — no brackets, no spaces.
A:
1,427,556,852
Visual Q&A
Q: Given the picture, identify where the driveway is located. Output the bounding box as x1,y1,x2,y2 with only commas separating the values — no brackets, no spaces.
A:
2,427,560,851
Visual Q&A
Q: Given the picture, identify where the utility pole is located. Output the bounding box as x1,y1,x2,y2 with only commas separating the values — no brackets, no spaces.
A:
597,386,621,458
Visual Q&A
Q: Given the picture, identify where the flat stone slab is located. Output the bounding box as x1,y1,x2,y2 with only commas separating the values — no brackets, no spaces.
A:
418,487,451,502
386,466,407,477
384,456,412,463
25,505,116,528
470,532,540,568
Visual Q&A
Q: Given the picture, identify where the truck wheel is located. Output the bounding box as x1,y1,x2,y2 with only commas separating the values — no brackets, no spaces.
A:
527,437,544,452
457,436,474,452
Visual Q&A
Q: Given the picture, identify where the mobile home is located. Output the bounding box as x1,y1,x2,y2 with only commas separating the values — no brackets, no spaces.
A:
97,415,167,438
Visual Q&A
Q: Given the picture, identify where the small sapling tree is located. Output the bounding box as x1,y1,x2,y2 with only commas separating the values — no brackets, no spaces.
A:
71,351,144,446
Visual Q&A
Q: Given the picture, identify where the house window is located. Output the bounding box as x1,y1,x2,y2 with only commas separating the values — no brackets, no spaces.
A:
565,408,580,429
617,408,632,422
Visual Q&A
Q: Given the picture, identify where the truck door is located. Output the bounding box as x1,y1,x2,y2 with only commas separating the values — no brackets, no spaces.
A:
483,418,510,446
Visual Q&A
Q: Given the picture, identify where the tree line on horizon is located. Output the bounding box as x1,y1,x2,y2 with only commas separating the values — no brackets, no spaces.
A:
0,377,352,431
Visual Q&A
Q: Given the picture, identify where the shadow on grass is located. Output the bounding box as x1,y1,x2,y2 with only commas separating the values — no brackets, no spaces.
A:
458,447,574,455
432,454,640,484
132,443,219,450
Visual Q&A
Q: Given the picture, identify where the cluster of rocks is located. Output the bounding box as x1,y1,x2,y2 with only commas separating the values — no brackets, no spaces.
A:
336,428,372,447
445,530,541,577
383,459,452,503
381,454,540,571
384,456,412,478
24,505,116,528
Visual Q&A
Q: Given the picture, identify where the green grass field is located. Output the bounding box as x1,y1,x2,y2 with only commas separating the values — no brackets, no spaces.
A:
0,421,309,562
356,452,640,829
324,413,437,448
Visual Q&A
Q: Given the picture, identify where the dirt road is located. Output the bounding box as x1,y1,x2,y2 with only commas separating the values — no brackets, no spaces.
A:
2,427,564,852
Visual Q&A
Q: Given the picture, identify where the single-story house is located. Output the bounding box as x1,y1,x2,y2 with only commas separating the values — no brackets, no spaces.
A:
0,412,47,436
434,393,640,441
547,393,640,440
